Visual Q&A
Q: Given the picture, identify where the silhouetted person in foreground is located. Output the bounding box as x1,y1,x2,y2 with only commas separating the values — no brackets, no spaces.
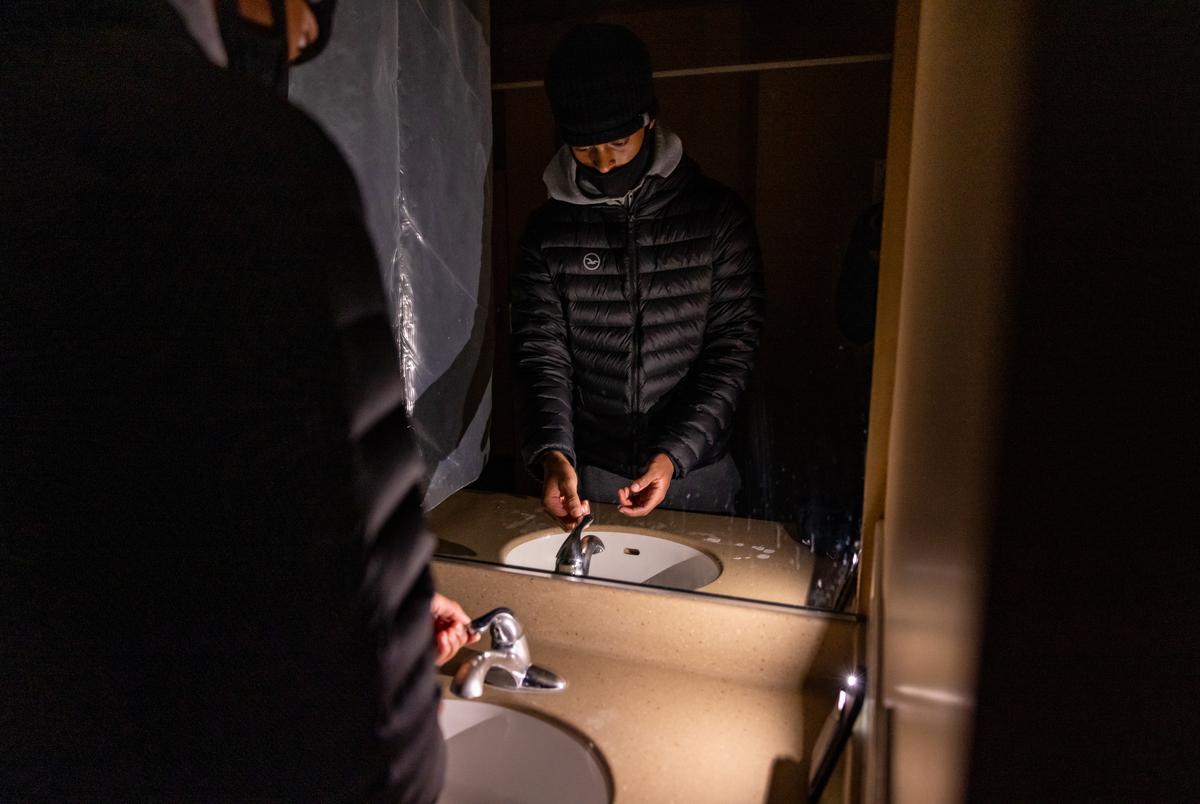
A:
1,2,464,799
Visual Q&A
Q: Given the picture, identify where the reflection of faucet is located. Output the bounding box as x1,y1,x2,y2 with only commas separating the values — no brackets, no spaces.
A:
450,608,566,699
555,514,605,576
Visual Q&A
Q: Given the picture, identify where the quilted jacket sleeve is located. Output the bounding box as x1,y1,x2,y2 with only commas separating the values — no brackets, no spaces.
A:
648,194,766,476
511,214,577,475
317,142,447,804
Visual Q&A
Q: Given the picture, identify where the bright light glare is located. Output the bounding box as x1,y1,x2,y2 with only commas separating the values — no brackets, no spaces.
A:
846,674,860,688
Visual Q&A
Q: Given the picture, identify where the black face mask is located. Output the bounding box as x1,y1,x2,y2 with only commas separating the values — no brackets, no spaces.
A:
218,0,289,96
575,128,655,200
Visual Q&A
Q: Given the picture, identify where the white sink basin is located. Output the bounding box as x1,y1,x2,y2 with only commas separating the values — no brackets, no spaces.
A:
438,700,610,804
501,530,721,590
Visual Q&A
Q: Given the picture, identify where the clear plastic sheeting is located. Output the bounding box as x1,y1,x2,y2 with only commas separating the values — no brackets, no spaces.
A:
290,1,492,510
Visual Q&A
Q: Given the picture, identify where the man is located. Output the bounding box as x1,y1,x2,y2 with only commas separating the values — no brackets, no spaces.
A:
512,24,766,528
1,2,463,799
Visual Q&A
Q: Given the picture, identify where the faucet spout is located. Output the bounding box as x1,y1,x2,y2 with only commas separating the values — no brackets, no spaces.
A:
555,514,605,576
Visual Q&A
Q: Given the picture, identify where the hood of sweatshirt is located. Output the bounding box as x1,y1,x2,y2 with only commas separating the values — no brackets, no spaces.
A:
541,122,684,206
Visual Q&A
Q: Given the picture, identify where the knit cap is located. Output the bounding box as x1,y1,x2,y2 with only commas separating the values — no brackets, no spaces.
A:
545,24,656,147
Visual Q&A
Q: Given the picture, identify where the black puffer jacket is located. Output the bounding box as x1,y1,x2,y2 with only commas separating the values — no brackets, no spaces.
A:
513,125,765,479
1,6,442,800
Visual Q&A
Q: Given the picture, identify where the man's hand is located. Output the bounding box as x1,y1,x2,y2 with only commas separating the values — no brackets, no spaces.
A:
431,593,480,666
541,450,590,530
618,453,674,517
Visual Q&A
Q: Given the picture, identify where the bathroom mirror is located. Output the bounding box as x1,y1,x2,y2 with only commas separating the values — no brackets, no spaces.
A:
430,0,895,613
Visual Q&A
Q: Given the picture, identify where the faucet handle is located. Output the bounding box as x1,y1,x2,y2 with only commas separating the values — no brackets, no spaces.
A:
469,607,524,647
450,606,562,699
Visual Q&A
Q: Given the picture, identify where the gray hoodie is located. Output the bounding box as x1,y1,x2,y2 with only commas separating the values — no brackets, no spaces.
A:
541,122,685,206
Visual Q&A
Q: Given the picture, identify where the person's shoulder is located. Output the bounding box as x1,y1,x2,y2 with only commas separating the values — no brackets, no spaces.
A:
197,76,362,214
684,160,741,199
153,56,374,279
7,27,362,223
110,36,361,219
516,200,560,256
671,157,751,218
522,194,600,240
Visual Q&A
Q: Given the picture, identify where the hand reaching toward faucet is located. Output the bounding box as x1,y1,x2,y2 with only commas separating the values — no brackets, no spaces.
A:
431,593,481,666
541,450,591,530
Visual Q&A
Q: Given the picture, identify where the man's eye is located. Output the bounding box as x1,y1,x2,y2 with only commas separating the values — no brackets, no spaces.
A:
612,140,629,147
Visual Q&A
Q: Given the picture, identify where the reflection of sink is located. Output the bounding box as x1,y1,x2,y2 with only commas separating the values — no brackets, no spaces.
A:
502,530,721,590
438,700,610,804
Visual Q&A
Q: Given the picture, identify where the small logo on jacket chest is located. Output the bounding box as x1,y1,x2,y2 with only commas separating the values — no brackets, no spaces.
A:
582,252,601,271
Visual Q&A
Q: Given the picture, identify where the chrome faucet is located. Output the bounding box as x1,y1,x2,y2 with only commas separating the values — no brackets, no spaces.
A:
450,607,566,699
554,514,605,577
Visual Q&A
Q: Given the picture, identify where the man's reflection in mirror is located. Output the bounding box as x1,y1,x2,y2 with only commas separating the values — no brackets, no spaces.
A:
511,24,766,530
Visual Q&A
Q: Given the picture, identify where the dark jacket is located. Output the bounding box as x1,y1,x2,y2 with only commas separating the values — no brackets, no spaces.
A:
0,4,442,800
512,125,765,479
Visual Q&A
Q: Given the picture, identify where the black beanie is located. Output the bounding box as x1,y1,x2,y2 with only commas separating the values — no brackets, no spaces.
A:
545,24,656,147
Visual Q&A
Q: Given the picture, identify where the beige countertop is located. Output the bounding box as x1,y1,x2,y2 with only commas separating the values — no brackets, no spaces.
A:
432,559,859,804
429,489,821,608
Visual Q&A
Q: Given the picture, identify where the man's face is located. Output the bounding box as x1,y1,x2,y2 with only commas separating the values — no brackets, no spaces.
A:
571,122,653,173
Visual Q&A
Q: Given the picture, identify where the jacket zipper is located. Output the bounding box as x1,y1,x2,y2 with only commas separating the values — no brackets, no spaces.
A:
626,207,641,470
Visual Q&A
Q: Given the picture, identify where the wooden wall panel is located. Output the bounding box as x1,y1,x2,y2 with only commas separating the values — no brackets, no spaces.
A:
751,61,891,523
492,1,896,84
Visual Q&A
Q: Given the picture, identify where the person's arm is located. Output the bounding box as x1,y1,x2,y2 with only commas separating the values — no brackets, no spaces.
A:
511,217,589,528
307,139,447,803
645,194,766,478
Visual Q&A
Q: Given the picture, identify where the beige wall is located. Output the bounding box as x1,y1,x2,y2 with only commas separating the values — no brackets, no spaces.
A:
865,1,1030,801
864,1,1200,797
